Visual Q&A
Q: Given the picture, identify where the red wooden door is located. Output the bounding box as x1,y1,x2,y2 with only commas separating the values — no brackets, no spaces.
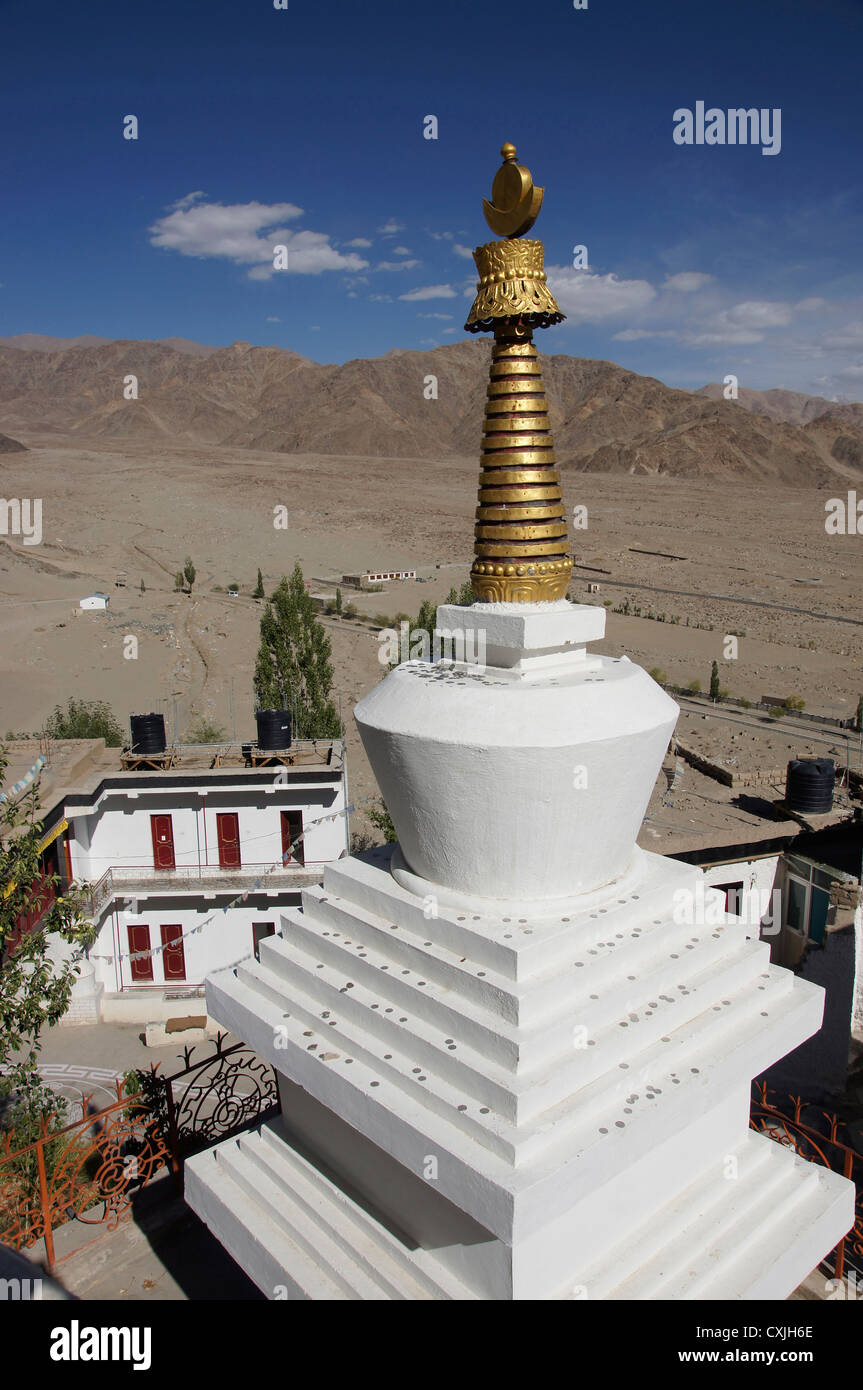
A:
160,924,186,981
216,812,241,869
280,810,304,865
128,924,153,982
150,814,175,869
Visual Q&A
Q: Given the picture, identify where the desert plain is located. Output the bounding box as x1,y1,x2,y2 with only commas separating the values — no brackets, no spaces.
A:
1,425,862,850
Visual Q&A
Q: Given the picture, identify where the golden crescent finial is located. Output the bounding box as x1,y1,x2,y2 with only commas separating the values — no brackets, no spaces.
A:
482,142,544,239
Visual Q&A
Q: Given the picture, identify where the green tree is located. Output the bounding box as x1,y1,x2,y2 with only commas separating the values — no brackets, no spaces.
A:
444,582,474,607
0,749,94,1155
183,557,196,595
253,563,341,739
139,578,145,594
174,571,185,593
367,800,397,843
45,699,124,747
253,569,265,600
334,587,343,616
710,660,721,700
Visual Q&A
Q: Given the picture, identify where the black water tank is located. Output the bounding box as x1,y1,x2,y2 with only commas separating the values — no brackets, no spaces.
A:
256,708,292,750
785,757,835,813
130,712,166,754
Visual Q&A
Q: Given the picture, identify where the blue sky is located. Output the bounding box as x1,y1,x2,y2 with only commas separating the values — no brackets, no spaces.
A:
2,0,862,398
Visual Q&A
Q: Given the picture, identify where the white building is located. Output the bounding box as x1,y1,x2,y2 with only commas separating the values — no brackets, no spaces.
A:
78,593,109,611
18,740,349,1026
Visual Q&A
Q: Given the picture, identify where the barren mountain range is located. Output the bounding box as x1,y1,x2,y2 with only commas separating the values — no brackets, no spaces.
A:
1,335,862,484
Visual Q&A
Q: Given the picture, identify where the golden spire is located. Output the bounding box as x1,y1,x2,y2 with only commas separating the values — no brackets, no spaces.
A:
465,144,572,604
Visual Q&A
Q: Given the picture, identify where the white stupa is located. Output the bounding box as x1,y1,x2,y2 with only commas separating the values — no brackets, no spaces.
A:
185,145,853,1299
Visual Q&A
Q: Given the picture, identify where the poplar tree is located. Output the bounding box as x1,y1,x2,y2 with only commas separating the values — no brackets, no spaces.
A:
253,562,341,738
710,660,721,700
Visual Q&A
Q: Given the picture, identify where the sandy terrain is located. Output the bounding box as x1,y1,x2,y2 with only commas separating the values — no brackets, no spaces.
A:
2,436,862,841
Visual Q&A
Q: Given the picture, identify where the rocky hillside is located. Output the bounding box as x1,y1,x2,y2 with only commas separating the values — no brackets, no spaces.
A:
1,336,861,485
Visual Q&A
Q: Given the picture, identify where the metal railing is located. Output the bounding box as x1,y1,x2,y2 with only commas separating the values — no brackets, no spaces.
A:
750,1082,863,1281
0,1036,279,1270
88,859,324,914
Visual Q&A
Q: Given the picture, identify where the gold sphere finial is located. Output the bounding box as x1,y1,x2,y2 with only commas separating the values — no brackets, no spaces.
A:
483,141,544,239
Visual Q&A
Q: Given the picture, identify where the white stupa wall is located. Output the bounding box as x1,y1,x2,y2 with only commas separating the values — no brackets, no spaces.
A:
356,603,679,901
186,600,855,1299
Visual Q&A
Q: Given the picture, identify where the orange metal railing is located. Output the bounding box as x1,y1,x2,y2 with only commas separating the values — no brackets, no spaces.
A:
750,1081,863,1282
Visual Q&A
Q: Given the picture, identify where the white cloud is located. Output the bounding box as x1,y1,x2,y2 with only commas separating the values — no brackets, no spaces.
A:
399,284,457,301
796,297,829,313
546,269,657,322
687,328,766,346
376,259,421,272
378,220,405,235
429,231,454,241
345,237,372,248
613,328,679,341
822,321,863,349
453,244,475,259
393,246,412,255
369,293,393,302
265,315,281,323
169,190,207,210
418,312,453,320
662,272,715,292
722,300,794,329
149,198,369,279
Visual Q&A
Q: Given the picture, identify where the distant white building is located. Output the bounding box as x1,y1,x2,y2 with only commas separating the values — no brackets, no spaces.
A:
342,569,416,587
79,593,109,610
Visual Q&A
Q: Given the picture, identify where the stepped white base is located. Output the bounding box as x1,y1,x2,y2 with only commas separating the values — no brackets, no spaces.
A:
186,1119,851,1300
186,846,855,1299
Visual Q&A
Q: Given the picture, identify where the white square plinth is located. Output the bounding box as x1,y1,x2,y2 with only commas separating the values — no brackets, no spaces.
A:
436,600,605,651
435,601,605,671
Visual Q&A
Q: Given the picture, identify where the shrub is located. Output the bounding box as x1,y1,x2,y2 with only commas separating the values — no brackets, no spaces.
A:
45,698,124,746
185,716,226,743
368,800,397,843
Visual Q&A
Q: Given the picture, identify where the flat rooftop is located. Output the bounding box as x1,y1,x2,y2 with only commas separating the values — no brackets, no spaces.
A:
1,736,344,822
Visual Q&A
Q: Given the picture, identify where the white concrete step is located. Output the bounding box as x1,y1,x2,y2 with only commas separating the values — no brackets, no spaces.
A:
253,1123,474,1299
319,847,706,983
185,1123,475,1300
210,942,819,1181
298,865,758,1044
204,957,828,1244
184,1147,349,1300
570,1131,854,1301
248,922,773,1130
